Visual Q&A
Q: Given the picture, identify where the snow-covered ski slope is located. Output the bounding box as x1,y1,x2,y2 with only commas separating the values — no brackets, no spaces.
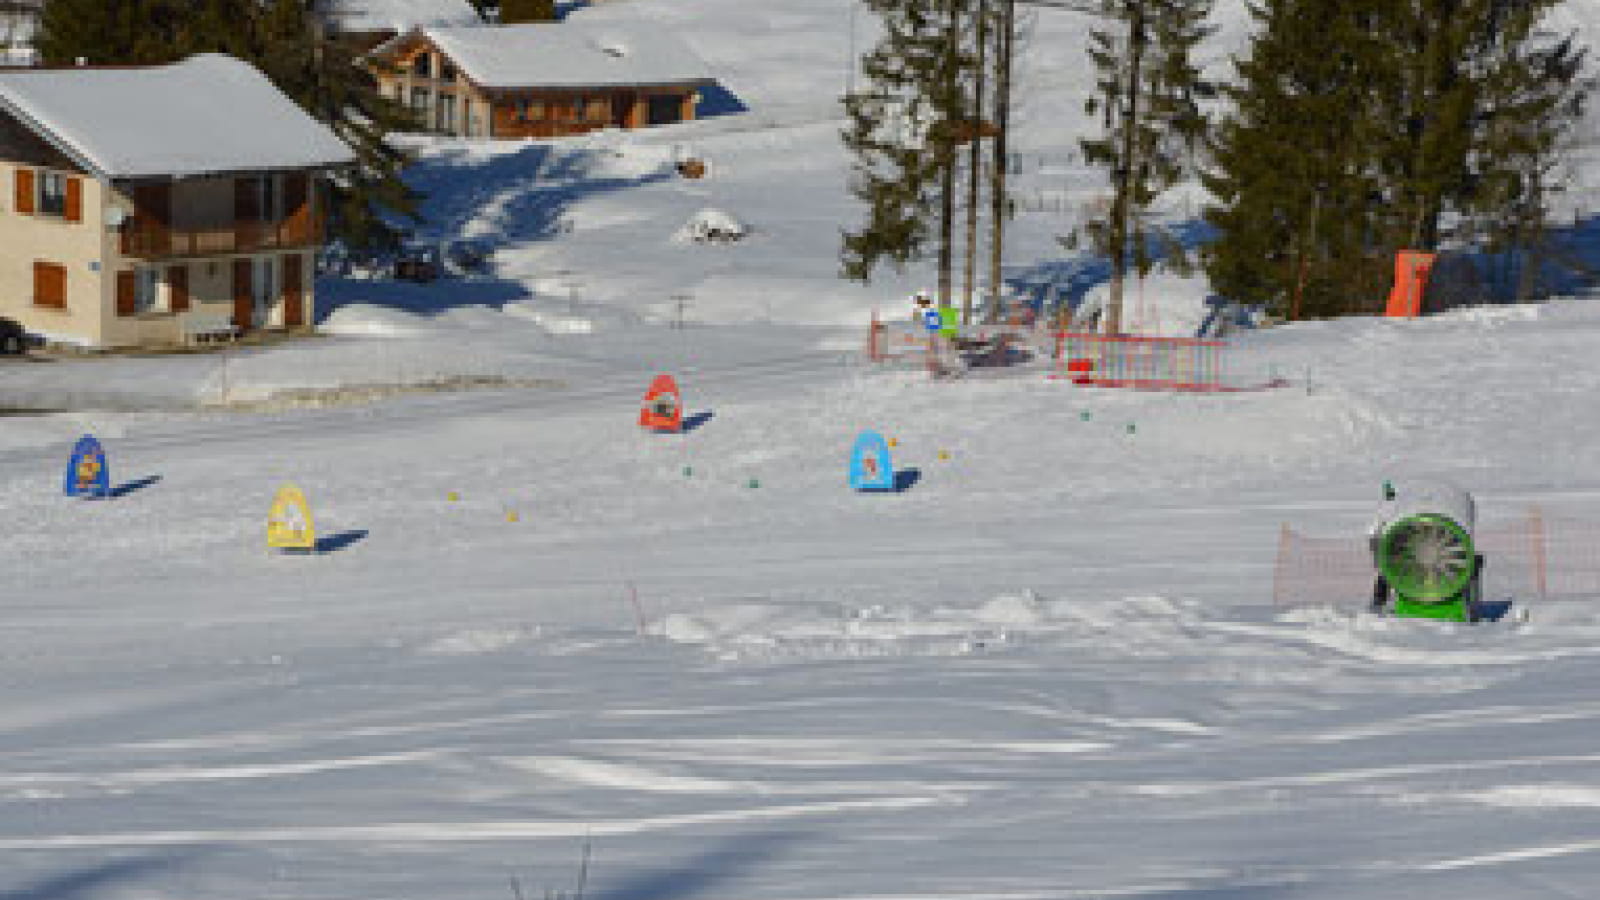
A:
7,1,1600,898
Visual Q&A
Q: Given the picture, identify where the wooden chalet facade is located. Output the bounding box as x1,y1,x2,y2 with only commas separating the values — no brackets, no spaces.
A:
369,24,714,140
0,55,353,348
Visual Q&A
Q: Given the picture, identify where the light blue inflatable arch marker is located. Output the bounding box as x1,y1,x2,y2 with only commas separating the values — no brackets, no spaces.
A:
849,430,896,492
65,434,111,499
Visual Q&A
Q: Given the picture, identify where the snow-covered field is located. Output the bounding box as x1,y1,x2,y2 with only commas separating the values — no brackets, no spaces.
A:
5,1,1600,898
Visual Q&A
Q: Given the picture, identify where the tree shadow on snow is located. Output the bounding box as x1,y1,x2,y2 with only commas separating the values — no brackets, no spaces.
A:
1,853,198,900
1426,213,1600,311
318,143,675,321
1005,218,1217,325
591,831,802,900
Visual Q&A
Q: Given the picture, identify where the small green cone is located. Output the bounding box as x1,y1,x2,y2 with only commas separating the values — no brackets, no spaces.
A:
1080,411,1092,422
683,466,694,477
747,477,760,489
1125,423,1136,435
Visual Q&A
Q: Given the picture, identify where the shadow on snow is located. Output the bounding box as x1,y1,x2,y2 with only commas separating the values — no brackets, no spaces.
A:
1,854,198,900
317,143,676,320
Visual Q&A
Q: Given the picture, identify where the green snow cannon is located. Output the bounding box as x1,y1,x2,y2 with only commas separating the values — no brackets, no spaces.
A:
1369,479,1482,622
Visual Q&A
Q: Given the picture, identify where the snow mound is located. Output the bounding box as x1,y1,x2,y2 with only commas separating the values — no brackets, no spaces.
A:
674,207,748,244
320,304,436,339
420,626,541,656
503,303,597,335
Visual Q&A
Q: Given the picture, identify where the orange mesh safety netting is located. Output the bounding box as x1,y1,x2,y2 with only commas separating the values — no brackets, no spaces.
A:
1272,506,1600,608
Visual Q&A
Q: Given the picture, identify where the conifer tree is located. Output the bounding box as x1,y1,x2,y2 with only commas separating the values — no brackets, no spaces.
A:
253,0,423,252
36,0,185,65
841,0,953,284
1202,0,1392,318
1204,0,1588,318
1456,3,1590,301
842,0,992,302
1071,0,1211,334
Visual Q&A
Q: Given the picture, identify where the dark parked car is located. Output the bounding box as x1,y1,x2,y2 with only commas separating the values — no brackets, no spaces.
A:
394,244,441,283
0,317,39,355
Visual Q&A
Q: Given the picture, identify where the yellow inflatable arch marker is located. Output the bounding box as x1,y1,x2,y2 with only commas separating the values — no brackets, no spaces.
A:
267,483,318,552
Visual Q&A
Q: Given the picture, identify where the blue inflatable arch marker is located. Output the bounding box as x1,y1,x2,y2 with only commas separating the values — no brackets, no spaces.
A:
65,434,111,499
849,430,896,492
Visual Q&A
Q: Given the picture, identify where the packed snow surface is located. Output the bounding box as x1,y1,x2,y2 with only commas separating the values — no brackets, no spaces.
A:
5,0,1600,898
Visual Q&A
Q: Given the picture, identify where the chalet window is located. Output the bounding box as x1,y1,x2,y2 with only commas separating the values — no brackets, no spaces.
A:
437,94,456,132
33,261,66,309
37,171,67,216
441,62,457,83
135,266,162,313
412,53,431,78
252,256,276,323
586,98,610,121
258,175,281,223
518,99,546,122
647,94,683,126
411,87,430,113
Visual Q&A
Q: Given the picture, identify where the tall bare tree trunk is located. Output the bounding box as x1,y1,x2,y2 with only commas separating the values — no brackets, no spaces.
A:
1105,3,1146,336
937,0,959,310
962,0,989,326
987,0,1015,326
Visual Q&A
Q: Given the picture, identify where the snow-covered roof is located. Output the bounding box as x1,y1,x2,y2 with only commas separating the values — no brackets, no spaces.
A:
319,0,481,34
0,54,356,179
385,23,715,90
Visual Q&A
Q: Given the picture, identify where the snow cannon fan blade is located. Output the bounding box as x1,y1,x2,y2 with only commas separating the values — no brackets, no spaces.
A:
1377,513,1475,604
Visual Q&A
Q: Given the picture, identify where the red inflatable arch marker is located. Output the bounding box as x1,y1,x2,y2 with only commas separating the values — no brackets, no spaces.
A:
639,374,684,433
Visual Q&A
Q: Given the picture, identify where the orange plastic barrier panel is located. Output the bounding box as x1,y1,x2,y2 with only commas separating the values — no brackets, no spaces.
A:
1385,250,1436,318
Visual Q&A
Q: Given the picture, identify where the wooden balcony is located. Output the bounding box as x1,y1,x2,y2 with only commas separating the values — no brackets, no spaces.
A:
120,214,324,260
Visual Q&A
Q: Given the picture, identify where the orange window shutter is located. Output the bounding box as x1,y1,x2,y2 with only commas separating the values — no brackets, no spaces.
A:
116,271,137,317
64,177,82,222
284,172,310,240
33,262,67,309
16,168,34,215
32,261,52,307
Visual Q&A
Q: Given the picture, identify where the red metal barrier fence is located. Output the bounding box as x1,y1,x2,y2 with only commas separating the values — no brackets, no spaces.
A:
1053,332,1235,392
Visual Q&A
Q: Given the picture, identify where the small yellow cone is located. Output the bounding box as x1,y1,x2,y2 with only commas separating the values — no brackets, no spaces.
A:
506,511,519,523
447,492,460,502
938,450,950,461
888,438,898,448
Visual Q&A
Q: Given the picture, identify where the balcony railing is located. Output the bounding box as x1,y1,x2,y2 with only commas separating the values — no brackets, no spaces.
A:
120,214,324,259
